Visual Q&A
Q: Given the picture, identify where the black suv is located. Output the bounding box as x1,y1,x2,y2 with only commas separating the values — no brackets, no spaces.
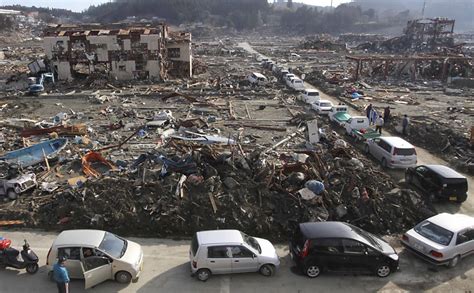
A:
289,222,399,278
405,165,468,203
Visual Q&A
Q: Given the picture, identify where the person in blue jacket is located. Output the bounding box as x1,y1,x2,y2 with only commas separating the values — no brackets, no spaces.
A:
53,256,70,293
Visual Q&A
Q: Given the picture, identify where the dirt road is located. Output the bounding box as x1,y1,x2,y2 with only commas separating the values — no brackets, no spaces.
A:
238,41,473,216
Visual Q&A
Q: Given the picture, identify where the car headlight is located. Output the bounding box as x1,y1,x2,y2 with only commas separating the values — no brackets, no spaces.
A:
388,253,399,261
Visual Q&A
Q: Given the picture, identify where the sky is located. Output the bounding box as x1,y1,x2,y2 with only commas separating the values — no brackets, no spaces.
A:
0,0,351,12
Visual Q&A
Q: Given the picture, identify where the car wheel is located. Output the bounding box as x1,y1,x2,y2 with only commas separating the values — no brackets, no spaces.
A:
7,190,18,200
381,158,388,168
375,264,391,277
448,255,460,268
26,263,39,274
405,173,412,184
305,265,321,278
115,271,132,284
196,268,211,282
259,264,275,277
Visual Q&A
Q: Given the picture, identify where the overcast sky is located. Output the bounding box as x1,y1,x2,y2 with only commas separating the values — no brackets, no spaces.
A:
0,0,351,12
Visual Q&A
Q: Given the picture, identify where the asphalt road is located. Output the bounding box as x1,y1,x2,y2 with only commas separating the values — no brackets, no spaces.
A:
238,42,473,217
0,230,473,293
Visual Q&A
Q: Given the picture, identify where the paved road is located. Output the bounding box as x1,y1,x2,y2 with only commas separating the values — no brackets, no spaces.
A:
238,42,473,216
1,230,473,293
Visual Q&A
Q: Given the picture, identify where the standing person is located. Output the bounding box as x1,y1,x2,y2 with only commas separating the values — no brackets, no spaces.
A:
54,256,70,293
365,103,373,119
375,114,384,134
383,106,391,124
402,114,409,136
370,108,378,125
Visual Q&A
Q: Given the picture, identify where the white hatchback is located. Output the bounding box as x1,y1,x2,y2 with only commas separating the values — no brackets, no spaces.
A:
365,136,417,168
401,213,474,267
189,230,280,281
311,100,334,115
47,230,144,289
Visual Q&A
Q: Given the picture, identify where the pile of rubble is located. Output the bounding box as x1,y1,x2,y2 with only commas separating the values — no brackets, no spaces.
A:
0,123,435,240
298,35,346,52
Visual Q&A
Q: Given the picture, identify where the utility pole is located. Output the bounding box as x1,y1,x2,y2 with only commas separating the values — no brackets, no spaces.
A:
421,0,427,18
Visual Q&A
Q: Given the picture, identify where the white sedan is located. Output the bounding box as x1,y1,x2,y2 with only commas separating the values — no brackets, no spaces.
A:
401,213,474,267
311,100,333,115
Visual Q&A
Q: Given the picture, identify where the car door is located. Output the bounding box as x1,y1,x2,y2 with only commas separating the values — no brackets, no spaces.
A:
413,166,429,190
455,229,474,257
58,247,83,279
311,238,345,272
370,139,383,160
341,239,370,273
230,245,259,273
206,246,232,274
82,256,113,289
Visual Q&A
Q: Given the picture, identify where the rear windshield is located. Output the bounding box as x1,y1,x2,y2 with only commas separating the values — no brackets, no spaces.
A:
414,221,453,246
191,234,199,256
308,92,319,96
294,80,303,84
320,102,331,107
293,226,306,248
446,180,468,191
393,147,416,156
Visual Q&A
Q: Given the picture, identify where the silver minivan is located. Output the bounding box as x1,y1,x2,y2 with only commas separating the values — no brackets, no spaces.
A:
47,230,144,289
189,230,280,281
365,136,417,168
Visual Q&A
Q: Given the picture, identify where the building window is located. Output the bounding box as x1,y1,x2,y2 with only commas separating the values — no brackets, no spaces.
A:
119,65,126,71
168,48,180,58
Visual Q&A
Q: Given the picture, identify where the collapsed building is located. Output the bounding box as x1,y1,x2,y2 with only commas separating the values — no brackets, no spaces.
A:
43,23,192,81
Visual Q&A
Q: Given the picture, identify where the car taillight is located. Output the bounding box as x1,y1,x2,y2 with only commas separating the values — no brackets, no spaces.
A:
299,240,311,258
430,250,443,258
402,234,409,242
46,247,52,265
192,261,197,268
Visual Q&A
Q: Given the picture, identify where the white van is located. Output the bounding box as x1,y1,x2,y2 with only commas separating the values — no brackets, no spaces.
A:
247,72,268,85
47,230,144,289
189,229,280,281
290,78,305,91
365,136,417,168
300,89,320,104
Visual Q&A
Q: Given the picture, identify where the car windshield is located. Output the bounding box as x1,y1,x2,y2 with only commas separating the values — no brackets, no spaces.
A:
349,224,382,250
414,221,453,246
320,102,331,107
98,232,127,258
241,232,261,254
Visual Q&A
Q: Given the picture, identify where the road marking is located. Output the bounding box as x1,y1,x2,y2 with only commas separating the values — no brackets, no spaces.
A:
220,276,230,293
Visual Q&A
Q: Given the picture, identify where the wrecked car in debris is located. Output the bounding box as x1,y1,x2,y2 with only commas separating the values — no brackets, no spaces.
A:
0,173,37,200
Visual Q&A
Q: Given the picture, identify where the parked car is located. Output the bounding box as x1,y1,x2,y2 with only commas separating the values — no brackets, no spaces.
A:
289,78,305,91
247,72,268,85
401,213,474,267
284,74,296,86
282,72,293,82
328,104,349,125
365,137,417,168
289,222,399,278
300,89,320,104
0,173,37,200
311,100,333,115
405,165,468,203
279,69,289,80
47,230,144,289
189,229,280,281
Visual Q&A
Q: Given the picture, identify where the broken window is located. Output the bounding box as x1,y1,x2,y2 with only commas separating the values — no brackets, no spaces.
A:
119,65,126,71
168,48,180,58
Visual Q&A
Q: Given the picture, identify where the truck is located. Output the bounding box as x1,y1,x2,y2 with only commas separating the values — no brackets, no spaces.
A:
344,116,380,141
328,105,350,126
0,173,37,200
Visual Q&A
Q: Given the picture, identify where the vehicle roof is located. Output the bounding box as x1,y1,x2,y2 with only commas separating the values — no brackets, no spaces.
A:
53,230,106,247
299,222,366,241
319,100,332,104
426,213,474,232
380,136,414,148
251,72,266,78
305,89,319,93
197,229,243,245
424,165,466,179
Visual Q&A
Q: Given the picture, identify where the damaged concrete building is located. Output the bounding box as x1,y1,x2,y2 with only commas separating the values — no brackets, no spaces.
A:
43,23,192,81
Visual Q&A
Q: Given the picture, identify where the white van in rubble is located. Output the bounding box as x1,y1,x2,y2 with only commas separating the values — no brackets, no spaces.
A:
300,89,320,104
47,230,144,289
289,78,305,91
189,229,280,281
365,136,417,168
247,72,268,85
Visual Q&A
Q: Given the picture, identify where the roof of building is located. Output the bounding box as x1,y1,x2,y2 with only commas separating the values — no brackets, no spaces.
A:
196,230,243,245
427,213,474,233
53,229,106,247
424,165,466,179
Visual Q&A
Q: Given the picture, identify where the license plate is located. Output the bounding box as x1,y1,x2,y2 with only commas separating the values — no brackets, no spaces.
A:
414,243,424,252
449,196,457,201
